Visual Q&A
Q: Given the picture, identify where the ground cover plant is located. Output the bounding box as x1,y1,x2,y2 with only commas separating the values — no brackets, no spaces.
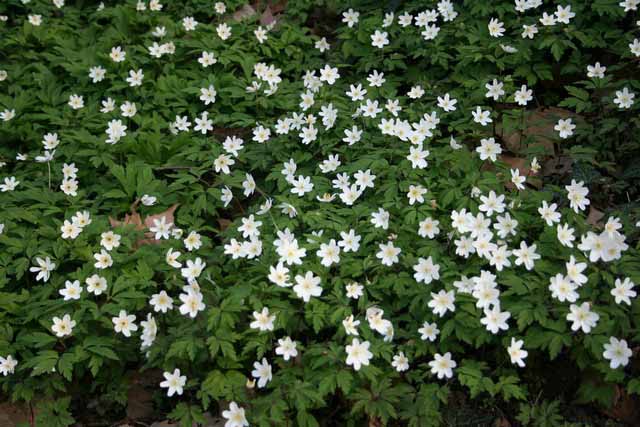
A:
1,0,640,426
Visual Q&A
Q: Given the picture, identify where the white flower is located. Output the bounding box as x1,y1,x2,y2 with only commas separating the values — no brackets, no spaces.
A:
619,0,639,13
39,126,58,144
166,248,182,268
540,12,556,26
567,302,599,333
120,101,137,118
376,241,401,266
101,98,116,113
613,87,635,109
293,271,322,303
488,18,505,37
30,257,55,282
112,310,138,337
371,30,389,48
27,13,44,25
149,216,173,240
182,16,198,31
342,8,360,27
275,337,298,361
481,305,511,334
429,352,456,379
485,79,505,100
0,355,18,376
126,69,144,87
86,274,108,295
392,352,409,372
557,223,576,247
178,290,205,318
198,51,217,68
183,231,202,251
251,358,272,388
472,106,492,126
338,229,361,252
603,337,632,369
60,220,81,239
428,290,456,317
522,24,538,39
93,250,113,269
611,278,636,305
222,402,249,427
554,4,575,24
200,85,217,105
316,239,340,267
160,369,187,397
319,64,340,85
268,262,291,287
59,280,82,301
0,176,19,192
68,94,84,109
555,118,576,139
367,70,385,87
250,307,276,332
418,321,439,342
549,273,579,303
371,208,390,229
418,217,440,239
538,201,561,226
407,184,427,205
345,338,373,371
630,38,640,56
105,119,127,144
479,191,505,216
565,179,590,213
512,241,540,271
110,46,126,62
345,281,364,299
150,290,174,313
507,338,528,367
343,315,360,336
100,231,121,251
587,62,606,78
194,111,213,134
216,23,232,40
437,93,457,112
214,2,226,14
413,257,440,284
60,178,79,197
476,137,502,162
514,85,533,106
51,314,76,337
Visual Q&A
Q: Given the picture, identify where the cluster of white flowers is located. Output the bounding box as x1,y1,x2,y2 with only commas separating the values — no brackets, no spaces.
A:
1,1,639,425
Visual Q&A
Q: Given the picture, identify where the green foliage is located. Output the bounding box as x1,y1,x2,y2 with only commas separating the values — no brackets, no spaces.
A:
0,0,639,426
516,400,564,427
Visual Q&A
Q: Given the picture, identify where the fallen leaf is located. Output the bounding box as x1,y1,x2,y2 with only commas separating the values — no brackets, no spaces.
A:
494,417,511,427
150,421,177,427
232,4,256,21
143,204,178,229
542,155,572,177
500,154,544,191
603,385,640,424
217,218,232,232
126,384,154,420
260,5,276,26
586,206,605,228
498,107,575,155
0,402,31,427
110,201,180,248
